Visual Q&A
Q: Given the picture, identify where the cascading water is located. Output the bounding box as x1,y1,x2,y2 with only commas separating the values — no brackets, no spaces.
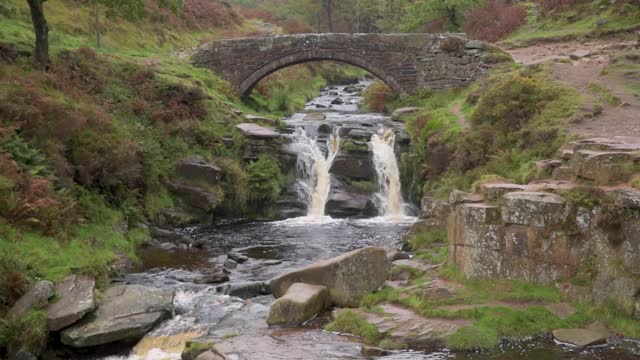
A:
371,128,406,217
288,128,340,217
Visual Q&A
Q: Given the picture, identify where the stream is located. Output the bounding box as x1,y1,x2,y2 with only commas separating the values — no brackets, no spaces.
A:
96,81,640,360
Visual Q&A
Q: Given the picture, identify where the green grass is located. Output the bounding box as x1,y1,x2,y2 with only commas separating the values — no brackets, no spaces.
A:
325,310,381,344
604,51,640,99
416,246,448,264
506,1,640,45
587,83,622,106
408,230,447,251
0,310,48,355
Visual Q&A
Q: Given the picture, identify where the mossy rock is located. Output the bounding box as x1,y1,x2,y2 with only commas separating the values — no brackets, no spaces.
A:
182,341,215,360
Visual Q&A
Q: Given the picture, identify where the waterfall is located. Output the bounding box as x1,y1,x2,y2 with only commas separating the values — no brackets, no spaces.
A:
371,128,406,217
289,128,340,216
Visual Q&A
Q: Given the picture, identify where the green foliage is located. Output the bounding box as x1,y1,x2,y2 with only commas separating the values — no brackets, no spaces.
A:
325,310,381,344
558,188,604,209
409,230,447,251
401,0,482,31
391,265,426,280
0,310,48,356
378,338,407,350
1,135,50,178
446,325,497,350
247,155,282,202
587,83,622,106
416,246,448,264
341,139,369,154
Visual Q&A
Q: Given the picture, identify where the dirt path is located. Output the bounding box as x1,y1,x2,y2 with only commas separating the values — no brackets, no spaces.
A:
506,39,640,138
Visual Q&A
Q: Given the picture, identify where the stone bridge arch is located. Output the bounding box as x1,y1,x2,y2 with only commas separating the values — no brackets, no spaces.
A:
192,33,489,98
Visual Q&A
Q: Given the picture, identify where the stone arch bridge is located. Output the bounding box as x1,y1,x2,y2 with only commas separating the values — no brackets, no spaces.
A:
191,33,490,97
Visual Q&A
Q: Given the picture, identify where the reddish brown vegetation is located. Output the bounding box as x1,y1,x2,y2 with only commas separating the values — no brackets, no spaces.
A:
234,6,278,24
463,0,527,43
144,0,242,30
282,19,313,34
537,0,591,12
363,81,393,113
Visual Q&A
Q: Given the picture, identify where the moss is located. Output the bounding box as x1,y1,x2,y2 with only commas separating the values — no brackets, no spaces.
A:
348,180,375,193
378,338,407,350
341,139,369,154
325,310,381,344
182,341,215,360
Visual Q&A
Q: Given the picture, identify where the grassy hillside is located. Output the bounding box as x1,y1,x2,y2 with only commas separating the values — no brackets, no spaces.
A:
0,0,363,332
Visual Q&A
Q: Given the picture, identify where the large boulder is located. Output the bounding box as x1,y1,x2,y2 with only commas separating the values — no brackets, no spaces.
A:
169,183,218,212
330,154,375,181
270,247,388,307
47,275,96,331
267,283,329,326
176,157,223,185
7,280,55,319
61,285,174,348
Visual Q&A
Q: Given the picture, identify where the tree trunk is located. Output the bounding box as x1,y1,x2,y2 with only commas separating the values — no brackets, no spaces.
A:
94,0,101,48
447,6,459,29
326,0,334,32
26,0,49,68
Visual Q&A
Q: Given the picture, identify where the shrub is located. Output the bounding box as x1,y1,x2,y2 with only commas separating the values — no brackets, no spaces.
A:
0,310,48,357
463,0,527,43
282,19,312,34
0,252,28,314
363,80,394,113
537,0,591,13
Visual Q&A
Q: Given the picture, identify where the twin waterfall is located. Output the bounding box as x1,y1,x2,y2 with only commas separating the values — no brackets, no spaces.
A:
290,127,406,219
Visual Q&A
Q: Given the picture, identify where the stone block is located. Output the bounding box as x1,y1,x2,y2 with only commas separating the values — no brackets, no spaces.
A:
419,196,451,221
571,150,637,185
552,166,575,181
456,203,501,225
48,275,96,331
267,283,329,326
479,183,527,203
448,190,484,205
502,191,566,228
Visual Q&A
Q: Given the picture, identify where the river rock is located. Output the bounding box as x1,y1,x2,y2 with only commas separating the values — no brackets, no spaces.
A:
61,285,174,348
227,281,270,299
553,327,610,347
195,350,226,360
318,122,332,134
236,123,280,139
224,259,238,269
361,346,392,358
391,107,421,122
330,155,375,181
227,251,249,263
47,275,95,331
168,183,218,212
325,190,377,218
267,283,329,326
304,113,326,121
194,273,229,285
7,280,55,319
331,98,344,105
176,156,223,184
270,247,389,307
149,226,191,245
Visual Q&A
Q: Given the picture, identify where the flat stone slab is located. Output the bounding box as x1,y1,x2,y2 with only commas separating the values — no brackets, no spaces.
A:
391,107,421,121
303,113,326,121
348,303,471,348
267,283,328,326
553,326,610,347
47,275,96,331
61,285,174,348
236,123,280,139
502,191,566,228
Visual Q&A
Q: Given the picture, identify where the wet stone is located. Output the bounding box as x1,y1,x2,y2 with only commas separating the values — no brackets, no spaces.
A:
227,251,249,263
267,283,329,326
553,326,610,347
47,275,96,331
502,191,566,228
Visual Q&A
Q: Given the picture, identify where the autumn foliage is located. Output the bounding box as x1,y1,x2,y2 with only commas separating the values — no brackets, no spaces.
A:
463,0,527,42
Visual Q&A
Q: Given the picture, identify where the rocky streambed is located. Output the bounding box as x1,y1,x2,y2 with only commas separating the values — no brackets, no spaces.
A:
13,81,640,360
